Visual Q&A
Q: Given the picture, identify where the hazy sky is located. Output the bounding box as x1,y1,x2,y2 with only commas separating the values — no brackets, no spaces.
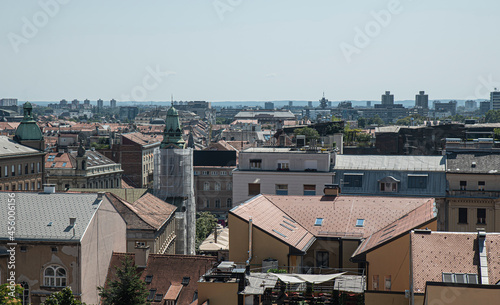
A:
1,0,500,103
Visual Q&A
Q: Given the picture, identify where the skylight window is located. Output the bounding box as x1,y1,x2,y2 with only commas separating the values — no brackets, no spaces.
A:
314,218,324,226
62,162,67,167
182,277,190,286
145,275,153,284
356,219,365,227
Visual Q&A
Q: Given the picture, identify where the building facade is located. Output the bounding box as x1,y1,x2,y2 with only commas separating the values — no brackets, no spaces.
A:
232,147,334,204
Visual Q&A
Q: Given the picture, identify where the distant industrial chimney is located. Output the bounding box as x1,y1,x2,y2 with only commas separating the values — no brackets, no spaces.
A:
43,184,56,194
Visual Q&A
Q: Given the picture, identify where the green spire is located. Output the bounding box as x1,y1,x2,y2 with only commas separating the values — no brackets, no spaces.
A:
160,106,185,149
14,102,43,141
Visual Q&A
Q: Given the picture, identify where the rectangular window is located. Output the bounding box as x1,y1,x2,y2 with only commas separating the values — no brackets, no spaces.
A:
408,175,428,188
303,184,316,196
384,276,391,291
211,171,218,175
215,199,221,208
220,171,227,176
356,219,365,227
18,164,21,175
277,161,289,171
194,171,199,176
316,251,329,268
343,174,363,188
315,218,324,226
205,199,210,208
478,181,485,191
215,182,221,191
31,163,34,173
372,275,379,290
11,165,15,177
227,182,232,190
37,162,40,173
477,208,486,224
249,159,262,169
202,171,209,175
203,182,210,191
275,184,288,195
460,181,467,191
304,160,318,171
248,183,260,196
458,208,468,224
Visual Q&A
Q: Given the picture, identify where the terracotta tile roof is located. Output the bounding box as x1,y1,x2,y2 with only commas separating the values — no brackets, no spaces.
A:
105,192,176,231
164,284,183,301
352,199,437,259
226,141,253,151
132,193,177,229
230,195,316,252
45,152,75,168
267,195,434,238
411,231,500,293
122,132,162,146
121,179,134,188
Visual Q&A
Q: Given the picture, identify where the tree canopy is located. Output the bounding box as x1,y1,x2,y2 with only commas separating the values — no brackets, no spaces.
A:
98,256,148,305
43,287,84,305
294,127,320,143
196,211,217,251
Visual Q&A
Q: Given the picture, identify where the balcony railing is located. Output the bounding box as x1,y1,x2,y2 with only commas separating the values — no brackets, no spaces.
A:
448,190,500,198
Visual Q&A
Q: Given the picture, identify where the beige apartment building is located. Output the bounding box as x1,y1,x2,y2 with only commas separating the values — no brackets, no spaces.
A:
232,147,334,204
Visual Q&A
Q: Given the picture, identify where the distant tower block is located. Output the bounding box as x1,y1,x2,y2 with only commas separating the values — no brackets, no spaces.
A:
381,91,394,105
415,91,429,109
154,106,195,255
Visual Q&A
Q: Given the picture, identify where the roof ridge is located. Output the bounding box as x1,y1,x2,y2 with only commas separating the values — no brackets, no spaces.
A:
106,193,156,230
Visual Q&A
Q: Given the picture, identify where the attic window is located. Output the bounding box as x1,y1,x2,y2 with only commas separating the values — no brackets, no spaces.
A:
182,277,190,286
471,162,476,168
145,275,153,284
314,218,324,226
62,162,67,167
356,219,365,227
442,272,478,284
147,289,156,302
154,294,163,302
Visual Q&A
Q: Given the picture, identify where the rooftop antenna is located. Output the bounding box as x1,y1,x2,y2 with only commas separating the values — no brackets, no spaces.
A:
323,91,325,98
171,94,174,106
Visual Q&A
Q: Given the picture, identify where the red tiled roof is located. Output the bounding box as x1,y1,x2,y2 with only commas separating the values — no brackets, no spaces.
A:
164,284,183,301
411,231,500,293
230,195,316,252
122,132,161,146
267,195,434,238
45,152,75,168
352,199,437,258
132,193,177,229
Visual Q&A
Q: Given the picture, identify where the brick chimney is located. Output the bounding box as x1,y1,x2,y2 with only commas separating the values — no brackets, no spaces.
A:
134,244,150,268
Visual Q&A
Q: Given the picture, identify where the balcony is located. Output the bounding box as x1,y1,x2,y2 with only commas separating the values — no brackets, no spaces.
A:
448,190,500,198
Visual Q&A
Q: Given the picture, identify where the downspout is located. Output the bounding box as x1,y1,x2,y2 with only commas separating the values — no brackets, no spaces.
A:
410,231,414,305
246,217,252,266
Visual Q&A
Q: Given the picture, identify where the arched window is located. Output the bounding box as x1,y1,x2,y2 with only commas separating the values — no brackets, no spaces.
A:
20,282,29,305
44,265,66,287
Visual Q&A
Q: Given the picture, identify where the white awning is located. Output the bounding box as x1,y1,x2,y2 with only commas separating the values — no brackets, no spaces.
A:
271,272,346,284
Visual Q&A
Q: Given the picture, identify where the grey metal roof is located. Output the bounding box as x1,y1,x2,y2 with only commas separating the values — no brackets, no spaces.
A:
335,155,446,171
0,136,42,157
447,152,500,174
0,192,101,242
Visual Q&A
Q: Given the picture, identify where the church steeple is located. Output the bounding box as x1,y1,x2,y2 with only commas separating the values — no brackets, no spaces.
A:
160,106,185,149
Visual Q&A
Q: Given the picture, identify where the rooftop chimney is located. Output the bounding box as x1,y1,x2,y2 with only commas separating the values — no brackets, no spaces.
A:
69,217,76,227
43,184,56,194
134,244,150,268
324,184,340,197
97,192,105,201
477,230,489,284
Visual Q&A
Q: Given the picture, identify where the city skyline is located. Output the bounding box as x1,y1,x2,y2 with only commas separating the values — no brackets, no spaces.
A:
1,1,500,102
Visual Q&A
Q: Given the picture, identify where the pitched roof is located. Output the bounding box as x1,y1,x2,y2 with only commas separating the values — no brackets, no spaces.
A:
230,195,316,252
0,136,43,157
105,253,217,305
69,150,119,167
446,152,500,174
411,231,500,293
334,155,446,171
45,152,75,168
0,192,101,241
351,199,437,259
267,195,434,238
105,192,176,231
68,188,148,203
122,132,161,146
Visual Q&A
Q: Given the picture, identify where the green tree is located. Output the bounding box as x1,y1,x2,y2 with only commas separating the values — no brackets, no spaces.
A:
0,283,23,305
98,256,148,305
485,110,500,123
368,115,384,126
196,212,217,251
43,287,84,305
494,128,500,140
294,127,320,143
357,117,367,128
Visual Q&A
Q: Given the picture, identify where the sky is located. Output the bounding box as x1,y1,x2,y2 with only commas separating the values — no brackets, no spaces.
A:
1,0,500,103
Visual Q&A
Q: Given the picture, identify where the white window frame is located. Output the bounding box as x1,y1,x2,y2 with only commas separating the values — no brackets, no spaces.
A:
43,265,67,287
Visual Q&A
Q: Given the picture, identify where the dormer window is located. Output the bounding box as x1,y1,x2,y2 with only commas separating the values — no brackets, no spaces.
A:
379,176,399,192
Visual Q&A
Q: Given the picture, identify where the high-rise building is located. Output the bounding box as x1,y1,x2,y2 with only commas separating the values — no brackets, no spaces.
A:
97,99,103,109
490,91,500,111
415,91,428,109
60,99,68,106
367,101,371,107
382,91,394,106
288,101,293,107
434,101,457,115
110,99,117,108
154,106,195,255
83,99,90,106
308,101,313,107
480,101,491,115
264,102,274,110
0,98,18,106
464,100,477,111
